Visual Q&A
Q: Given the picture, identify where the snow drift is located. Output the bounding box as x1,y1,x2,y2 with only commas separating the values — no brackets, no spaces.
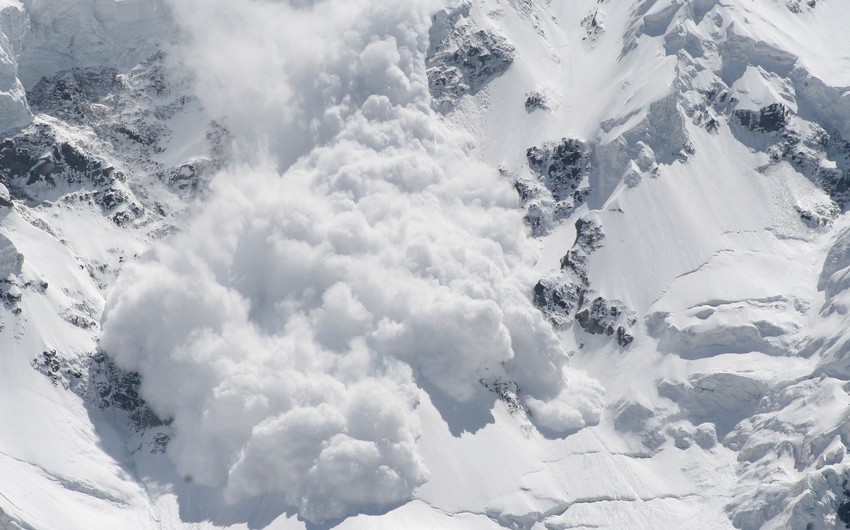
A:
100,0,604,523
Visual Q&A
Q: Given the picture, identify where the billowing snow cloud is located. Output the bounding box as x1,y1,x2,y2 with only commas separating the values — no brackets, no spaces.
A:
100,0,604,523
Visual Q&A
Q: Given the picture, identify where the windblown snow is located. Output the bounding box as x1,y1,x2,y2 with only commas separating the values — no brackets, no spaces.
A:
99,0,604,522
3,0,850,529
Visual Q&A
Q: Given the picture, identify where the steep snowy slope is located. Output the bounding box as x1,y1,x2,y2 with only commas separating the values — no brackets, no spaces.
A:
447,0,850,527
2,0,850,529
0,1,225,528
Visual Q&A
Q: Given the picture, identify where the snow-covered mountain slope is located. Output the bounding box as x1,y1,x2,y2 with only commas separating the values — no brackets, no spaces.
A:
2,0,850,529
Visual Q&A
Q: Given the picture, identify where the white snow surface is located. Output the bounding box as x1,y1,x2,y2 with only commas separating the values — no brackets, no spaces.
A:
1,0,850,529
100,0,604,522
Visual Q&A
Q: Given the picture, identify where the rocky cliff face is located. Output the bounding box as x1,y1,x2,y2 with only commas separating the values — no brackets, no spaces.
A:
0,3,226,528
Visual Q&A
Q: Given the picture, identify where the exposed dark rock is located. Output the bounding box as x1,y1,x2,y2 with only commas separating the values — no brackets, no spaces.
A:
560,216,605,281
533,214,636,347
575,297,637,346
0,234,23,311
427,4,515,112
573,216,606,251
524,90,550,112
840,501,850,529
0,52,230,237
64,312,97,330
0,121,134,216
0,287,21,309
536,217,601,312
783,127,849,205
511,138,596,236
581,5,606,43
0,279,21,310
480,377,528,415
32,350,168,447
511,172,556,236
532,277,583,327
115,124,157,146
23,54,228,205
784,0,817,13
512,172,536,203
151,432,171,454
532,215,626,343
527,138,591,202
28,67,121,122
156,159,213,193
91,352,167,430
518,138,592,234
31,350,86,393
735,103,791,133
727,99,850,206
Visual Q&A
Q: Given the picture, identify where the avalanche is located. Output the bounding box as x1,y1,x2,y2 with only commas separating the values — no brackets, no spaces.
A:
1,0,850,529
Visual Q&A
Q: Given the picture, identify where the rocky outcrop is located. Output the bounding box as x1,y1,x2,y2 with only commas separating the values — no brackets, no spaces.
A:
527,138,592,203
480,377,529,416
27,66,121,122
10,51,224,465
517,138,592,235
532,276,583,327
575,297,637,347
524,90,551,113
0,53,230,231
0,123,126,206
533,214,636,347
581,4,606,44
533,215,605,327
427,3,515,112
561,215,605,281
32,349,168,450
782,0,818,13
726,97,850,207
734,103,791,133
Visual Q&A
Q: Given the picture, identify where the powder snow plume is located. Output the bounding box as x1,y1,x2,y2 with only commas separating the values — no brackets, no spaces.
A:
100,0,604,523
